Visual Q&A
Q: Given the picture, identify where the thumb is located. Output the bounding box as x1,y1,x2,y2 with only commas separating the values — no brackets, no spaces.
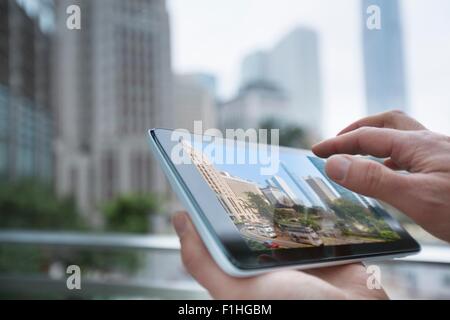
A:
325,155,411,206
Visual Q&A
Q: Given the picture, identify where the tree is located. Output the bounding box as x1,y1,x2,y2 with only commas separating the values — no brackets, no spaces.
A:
0,179,85,230
244,192,274,219
102,193,162,233
259,118,311,149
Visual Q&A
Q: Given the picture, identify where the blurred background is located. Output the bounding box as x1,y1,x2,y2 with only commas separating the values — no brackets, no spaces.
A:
1,0,450,299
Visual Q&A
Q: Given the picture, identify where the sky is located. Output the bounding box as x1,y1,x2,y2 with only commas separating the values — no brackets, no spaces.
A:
193,140,335,207
168,0,450,138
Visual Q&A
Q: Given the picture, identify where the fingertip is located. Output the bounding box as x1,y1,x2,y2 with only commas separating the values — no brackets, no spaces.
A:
325,155,352,182
311,141,329,158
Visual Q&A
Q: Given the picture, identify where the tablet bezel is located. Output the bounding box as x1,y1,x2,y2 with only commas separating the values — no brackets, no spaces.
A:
151,128,420,270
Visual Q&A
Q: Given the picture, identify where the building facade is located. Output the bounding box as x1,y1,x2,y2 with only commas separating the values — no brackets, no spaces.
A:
267,175,303,206
54,0,173,219
261,186,294,208
362,0,408,115
182,140,260,223
173,73,217,132
235,27,323,135
280,162,326,208
0,0,53,182
308,156,368,207
219,81,289,130
305,176,339,205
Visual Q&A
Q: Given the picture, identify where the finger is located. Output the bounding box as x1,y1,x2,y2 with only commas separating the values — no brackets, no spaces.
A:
383,158,401,171
312,127,406,160
325,154,412,208
172,212,238,296
338,110,427,135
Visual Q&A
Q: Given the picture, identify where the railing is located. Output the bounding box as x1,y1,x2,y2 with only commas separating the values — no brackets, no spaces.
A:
1,230,450,299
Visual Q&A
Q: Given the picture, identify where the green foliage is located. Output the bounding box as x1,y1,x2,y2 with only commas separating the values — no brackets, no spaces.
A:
259,118,311,148
102,193,161,233
0,179,85,230
330,198,399,240
298,217,321,231
292,204,307,214
273,208,297,222
244,192,274,219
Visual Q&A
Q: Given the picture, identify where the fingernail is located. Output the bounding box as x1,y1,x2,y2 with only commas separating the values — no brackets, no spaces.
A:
327,155,351,182
173,213,187,237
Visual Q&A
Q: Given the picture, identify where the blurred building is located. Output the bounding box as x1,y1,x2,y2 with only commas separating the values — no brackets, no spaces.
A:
280,162,325,208
54,0,173,220
219,81,289,130
362,0,408,115
230,27,323,135
261,186,294,208
266,176,303,206
308,156,369,207
305,176,338,205
0,0,53,182
173,73,217,132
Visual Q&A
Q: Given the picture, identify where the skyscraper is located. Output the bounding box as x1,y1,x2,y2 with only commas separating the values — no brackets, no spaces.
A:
238,27,323,135
219,81,289,130
267,175,303,205
0,0,53,182
54,0,173,219
308,156,368,207
174,73,217,132
182,140,260,223
362,0,408,115
281,162,325,208
305,176,338,205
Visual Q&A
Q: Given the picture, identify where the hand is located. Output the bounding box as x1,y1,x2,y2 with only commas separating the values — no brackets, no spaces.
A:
313,110,450,242
172,212,388,300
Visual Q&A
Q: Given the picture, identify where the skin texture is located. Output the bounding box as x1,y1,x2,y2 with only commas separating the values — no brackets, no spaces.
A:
172,110,450,299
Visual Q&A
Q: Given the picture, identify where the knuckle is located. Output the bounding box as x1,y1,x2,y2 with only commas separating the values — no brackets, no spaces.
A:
384,110,406,123
363,161,384,192
390,109,406,117
354,126,374,138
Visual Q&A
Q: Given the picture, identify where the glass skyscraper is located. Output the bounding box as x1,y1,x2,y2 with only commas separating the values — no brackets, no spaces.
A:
308,156,367,207
362,0,408,115
0,1,53,182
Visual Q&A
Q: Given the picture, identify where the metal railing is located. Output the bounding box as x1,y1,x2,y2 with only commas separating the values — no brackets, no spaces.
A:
1,230,450,299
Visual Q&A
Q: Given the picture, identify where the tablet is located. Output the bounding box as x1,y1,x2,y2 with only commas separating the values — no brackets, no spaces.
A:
148,128,420,277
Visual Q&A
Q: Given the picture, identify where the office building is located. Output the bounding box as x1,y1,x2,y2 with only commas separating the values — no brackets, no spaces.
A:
362,0,408,115
261,186,294,208
280,162,325,208
267,175,303,205
305,176,339,205
174,73,217,132
0,0,53,181
236,27,323,135
221,172,269,216
54,0,173,218
182,140,260,223
308,156,368,207
219,81,289,130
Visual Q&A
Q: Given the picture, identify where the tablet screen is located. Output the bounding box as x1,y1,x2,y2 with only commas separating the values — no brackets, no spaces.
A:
180,138,400,252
